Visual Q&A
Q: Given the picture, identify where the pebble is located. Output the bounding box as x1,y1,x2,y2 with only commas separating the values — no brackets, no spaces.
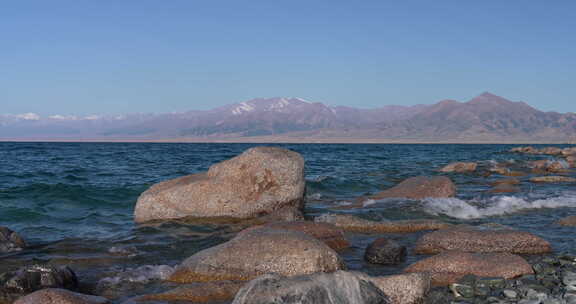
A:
503,289,518,298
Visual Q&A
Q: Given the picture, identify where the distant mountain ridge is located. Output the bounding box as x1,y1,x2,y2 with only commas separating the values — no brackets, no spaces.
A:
2,93,575,142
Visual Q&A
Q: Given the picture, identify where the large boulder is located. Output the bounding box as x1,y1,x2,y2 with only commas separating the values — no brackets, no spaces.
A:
239,221,350,251
439,162,477,173
414,226,551,254
232,271,390,304
315,214,450,233
0,226,26,253
364,238,406,265
1,265,78,302
368,176,456,200
168,229,345,283
134,147,306,223
14,288,110,304
404,251,533,286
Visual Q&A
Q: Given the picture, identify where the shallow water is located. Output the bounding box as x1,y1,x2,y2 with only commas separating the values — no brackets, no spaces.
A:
1,142,576,301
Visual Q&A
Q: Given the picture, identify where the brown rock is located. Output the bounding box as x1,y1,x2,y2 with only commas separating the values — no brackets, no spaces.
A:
168,229,345,283
365,273,430,304
556,215,576,226
134,147,306,223
530,176,576,183
315,213,451,233
489,185,520,193
566,156,576,167
14,288,110,304
531,160,569,173
510,146,537,154
239,221,350,251
404,251,534,286
132,281,245,303
0,226,26,253
439,162,477,173
540,147,563,155
414,226,551,254
490,178,521,186
562,147,576,156
370,176,456,200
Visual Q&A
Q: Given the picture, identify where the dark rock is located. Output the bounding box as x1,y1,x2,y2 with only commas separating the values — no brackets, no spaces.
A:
0,226,26,253
13,288,110,304
134,147,306,223
364,238,407,265
1,265,78,302
231,271,390,304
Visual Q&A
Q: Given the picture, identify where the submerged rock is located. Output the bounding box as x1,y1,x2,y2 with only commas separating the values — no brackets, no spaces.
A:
0,226,26,253
364,238,406,265
134,146,306,223
232,271,390,304
439,162,477,173
367,176,456,200
315,214,450,233
0,265,78,302
530,176,576,183
168,228,345,283
13,288,110,304
414,226,552,254
404,251,533,286
239,221,350,251
556,216,576,226
130,281,245,303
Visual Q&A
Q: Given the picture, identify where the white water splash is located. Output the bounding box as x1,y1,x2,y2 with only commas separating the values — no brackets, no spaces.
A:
424,195,576,219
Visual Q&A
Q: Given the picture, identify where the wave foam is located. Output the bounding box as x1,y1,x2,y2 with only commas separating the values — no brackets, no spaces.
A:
424,195,576,219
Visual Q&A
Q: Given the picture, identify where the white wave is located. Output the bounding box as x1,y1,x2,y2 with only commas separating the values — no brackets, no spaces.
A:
97,265,174,287
424,195,576,219
362,199,376,207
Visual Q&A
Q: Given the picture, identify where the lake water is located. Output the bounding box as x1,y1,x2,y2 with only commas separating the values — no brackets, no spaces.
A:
2,142,576,301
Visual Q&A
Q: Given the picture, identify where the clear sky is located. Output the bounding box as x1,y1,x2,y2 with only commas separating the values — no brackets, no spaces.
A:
1,1,575,115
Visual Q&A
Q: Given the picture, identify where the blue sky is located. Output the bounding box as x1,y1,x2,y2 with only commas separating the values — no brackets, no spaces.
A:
1,1,575,115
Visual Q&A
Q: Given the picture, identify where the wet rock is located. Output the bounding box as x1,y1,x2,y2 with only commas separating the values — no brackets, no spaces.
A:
0,226,26,253
541,147,564,155
134,146,306,223
440,162,478,173
239,221,350,251
232,271,390,304
489,184,520,194
530,176,576,183
1,265,78,302
315,213,450,233
95,265,174,299
404,251,534,286
557,216,576,227
131,281,245,303
510,146,538,154
566,156,576,167
364,238,407,265
490,178,521,186
367,176,456,200
562,148,576,156
168,228,345,283
414,226,552,254
530,160,569,173
503,289,518,299
13,288,110,304
366,273,430,304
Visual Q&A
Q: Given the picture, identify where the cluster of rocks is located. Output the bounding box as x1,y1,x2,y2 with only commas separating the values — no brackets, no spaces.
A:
4,146,576,304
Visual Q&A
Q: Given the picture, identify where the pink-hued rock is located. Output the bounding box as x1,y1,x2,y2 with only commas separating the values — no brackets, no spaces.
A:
168,229,345,283
134,147,306,223
530,176,576,183
239,221,350,251
14,289,110,304
404,251,534,286
439,162,477,173
556,215,576,226
315,213,450,233
414,226,551,254
370,176,456,200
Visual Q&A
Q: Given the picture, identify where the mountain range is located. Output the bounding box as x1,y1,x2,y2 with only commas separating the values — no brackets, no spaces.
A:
2,92,575,143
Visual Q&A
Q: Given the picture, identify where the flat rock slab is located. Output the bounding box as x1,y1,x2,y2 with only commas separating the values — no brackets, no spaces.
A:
14,288,110,304
131,281,245,303
134,147,306,223
414,227,551,254
315,213,451,233
404,251,533,286
530,176,576,183
239,221,350,251
168,229,345,283
369,176,456,200
557,215,576,226
232,271,390,304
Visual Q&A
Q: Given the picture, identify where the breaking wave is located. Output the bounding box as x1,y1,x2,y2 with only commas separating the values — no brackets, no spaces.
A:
423,195,576,219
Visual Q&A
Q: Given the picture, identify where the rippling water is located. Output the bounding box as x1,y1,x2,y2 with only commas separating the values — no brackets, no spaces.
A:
1,142,576,301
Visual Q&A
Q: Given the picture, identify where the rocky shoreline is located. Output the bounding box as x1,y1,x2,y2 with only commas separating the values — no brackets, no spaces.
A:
2,145,576,304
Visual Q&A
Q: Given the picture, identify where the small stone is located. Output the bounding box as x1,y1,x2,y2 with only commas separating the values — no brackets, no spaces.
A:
477,277,506,290
450,283,475,298
503,289,517,298
563,271,576,291
364,237,407,265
